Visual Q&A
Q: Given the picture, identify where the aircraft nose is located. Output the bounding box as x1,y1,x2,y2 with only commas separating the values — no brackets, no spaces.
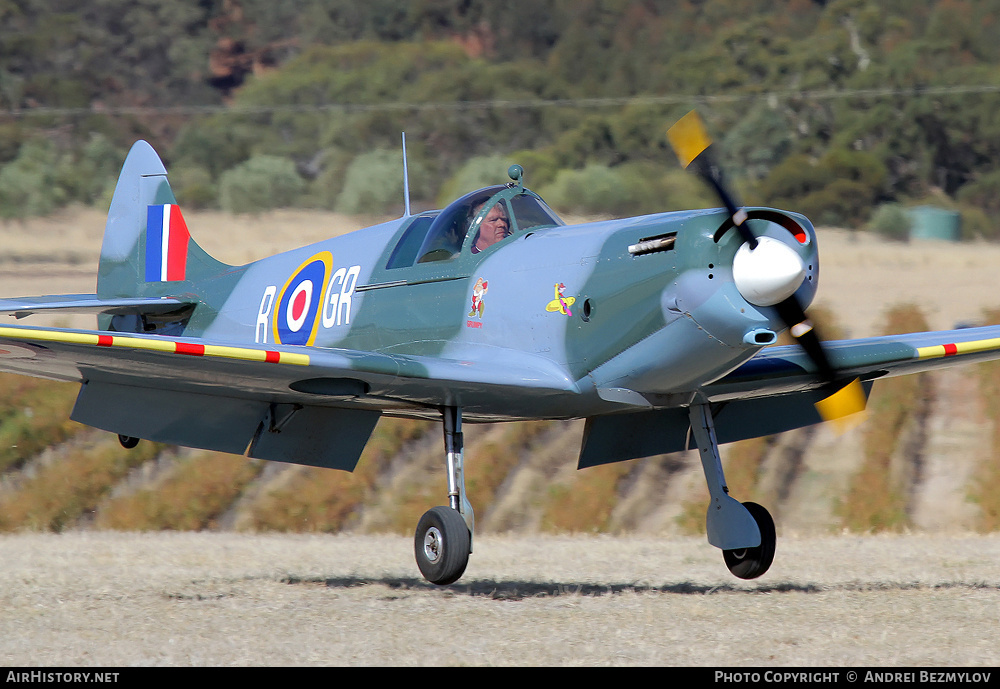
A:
731,236,806,307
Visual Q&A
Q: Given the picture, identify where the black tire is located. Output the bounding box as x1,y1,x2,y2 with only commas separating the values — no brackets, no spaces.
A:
723,502,776,580
118,434,139,449
414,506,471,585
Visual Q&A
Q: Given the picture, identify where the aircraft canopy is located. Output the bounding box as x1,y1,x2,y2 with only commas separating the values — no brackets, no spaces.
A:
385,184,564,269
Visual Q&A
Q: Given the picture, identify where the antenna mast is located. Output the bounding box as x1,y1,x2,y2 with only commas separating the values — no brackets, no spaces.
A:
401,132,411,217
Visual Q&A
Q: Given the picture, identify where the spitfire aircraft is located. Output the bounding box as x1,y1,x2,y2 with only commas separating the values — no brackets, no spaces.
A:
2,111,1000,586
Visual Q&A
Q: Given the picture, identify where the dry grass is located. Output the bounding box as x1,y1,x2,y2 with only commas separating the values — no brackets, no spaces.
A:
972,308,1000,532
0,206,378,268
240,418,433,533
0,375,79,473
839,304,932,532
0,531,998,666
96,451,264,531
540,461,634,533
466,421,554,511
813,228,1000,336
0,433,160,532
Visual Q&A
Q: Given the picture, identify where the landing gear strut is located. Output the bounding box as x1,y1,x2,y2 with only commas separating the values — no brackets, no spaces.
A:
413,406,474,585
688,402,776,579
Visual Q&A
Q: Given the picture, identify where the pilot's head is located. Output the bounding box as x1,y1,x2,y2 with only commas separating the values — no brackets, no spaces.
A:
472,201,509,253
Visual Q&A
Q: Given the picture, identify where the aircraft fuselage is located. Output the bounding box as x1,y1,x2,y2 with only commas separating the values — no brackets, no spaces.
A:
203,205,818,421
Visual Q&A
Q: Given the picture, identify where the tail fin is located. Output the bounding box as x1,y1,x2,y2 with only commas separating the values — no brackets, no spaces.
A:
97,141,230,301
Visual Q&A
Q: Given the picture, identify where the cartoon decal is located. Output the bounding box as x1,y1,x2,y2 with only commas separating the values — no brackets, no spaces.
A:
145,204,191,282
465,277,489,329
256,254,362,345
545,283,576,316
469,278,488,318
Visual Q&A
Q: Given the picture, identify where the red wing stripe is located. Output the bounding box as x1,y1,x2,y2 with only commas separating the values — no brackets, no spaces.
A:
175,342,205,356
0,327,310,366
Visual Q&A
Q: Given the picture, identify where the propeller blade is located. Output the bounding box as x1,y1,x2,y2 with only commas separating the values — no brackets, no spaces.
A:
815,378,867,426
667,110,865,425
774,295,866,423
667,110,756,249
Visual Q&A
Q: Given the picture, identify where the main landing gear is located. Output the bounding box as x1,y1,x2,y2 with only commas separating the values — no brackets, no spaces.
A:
688,402,776,579
413,406,474,585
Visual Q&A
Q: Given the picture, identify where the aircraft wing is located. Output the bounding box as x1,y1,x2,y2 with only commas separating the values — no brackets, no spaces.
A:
706,323,1000,401
0,322,577,470
0,322,577,405
579,324,1000,470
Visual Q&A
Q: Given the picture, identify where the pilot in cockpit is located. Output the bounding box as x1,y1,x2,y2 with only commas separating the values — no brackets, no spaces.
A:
469,201,510,254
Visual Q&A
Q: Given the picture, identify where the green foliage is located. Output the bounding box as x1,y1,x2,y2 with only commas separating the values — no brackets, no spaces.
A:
759,149,888,227
538,163,714,217
0,139,68,219
168,164,217,210
169,118,260,181
0,134,127,218
3,1,1000,226
867,203,912,242
218,155,305,214
720,104,796,181
335,149,410,214
957,205,997,242
437,154,516,206
540,462,630,534
957,171,1000,219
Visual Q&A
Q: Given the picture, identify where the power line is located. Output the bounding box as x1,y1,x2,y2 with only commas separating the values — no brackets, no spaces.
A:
4,83,1000,118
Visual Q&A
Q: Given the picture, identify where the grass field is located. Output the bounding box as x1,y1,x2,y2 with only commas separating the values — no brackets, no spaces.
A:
1,531,998,666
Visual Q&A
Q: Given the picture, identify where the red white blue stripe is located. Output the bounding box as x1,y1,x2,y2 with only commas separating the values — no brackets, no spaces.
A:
145,204,190,282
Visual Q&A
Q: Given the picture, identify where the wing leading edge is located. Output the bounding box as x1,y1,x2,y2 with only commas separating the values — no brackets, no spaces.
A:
707,323,1000,401
0,322,579,469
579,324,1000,469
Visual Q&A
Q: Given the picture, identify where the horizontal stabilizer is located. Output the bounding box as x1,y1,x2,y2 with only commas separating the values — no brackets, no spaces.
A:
0,294,190,319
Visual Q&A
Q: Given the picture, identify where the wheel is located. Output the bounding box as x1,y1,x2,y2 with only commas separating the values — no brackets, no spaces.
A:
414,506,470,585
118,434,139,449
723,502,776,580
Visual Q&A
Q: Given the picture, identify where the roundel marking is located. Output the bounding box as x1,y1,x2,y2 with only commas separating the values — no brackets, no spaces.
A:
273,252,332,345
286,280,313,332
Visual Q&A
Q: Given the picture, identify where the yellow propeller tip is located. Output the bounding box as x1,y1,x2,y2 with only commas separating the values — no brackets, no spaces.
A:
815,378,867,433
667,110,713,168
